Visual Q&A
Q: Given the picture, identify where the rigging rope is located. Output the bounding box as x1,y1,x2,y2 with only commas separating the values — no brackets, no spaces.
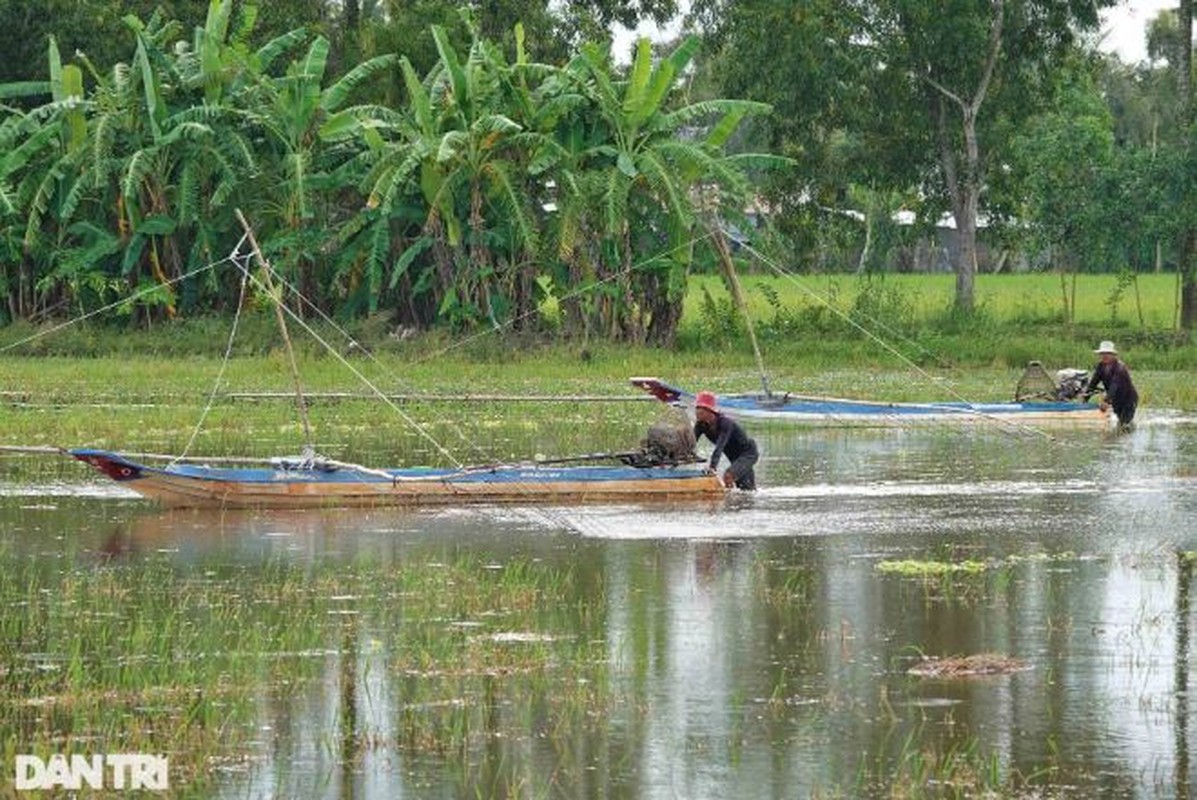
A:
251,231,718,457
228,250,467,471
735,237,1056,441
172,234,251,465
229,231,721,535
0,256,235,355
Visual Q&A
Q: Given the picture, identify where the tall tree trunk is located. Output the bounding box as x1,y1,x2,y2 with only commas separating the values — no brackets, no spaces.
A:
469,182,492,324
957,105,984,311
343,0,360,64
926,0,1003,314
619,223,641,343
425,214,455,325
933,97,978,313
1181,0,1197,330
856,211,873,275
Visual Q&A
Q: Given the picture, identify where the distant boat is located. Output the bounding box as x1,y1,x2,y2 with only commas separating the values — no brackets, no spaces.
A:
71,449,723,509
630,377,1111,428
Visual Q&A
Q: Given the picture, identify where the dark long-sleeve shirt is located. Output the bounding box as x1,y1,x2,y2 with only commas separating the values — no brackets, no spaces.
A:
1084,359,1138,415
694,413,756,470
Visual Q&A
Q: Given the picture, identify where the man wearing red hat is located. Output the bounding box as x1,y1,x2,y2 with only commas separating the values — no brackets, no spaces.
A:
693,390,759,490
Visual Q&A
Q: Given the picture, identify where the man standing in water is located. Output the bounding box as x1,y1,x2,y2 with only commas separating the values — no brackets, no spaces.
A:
693,391,759,490
1082,340,1139,428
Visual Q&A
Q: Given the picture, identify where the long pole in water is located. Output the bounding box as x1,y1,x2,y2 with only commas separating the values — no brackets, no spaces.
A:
234,208,315,451
709,219,771,397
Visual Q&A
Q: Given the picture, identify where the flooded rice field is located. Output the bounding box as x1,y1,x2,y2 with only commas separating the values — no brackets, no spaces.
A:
2,415,1196,798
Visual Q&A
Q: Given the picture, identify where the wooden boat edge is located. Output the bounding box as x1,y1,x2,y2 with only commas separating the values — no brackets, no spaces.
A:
70,449,726,509
629,376,1112,426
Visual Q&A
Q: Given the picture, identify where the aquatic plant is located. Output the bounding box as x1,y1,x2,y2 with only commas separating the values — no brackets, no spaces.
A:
876,559,990,577
907,653,1033,678
0,549,618,793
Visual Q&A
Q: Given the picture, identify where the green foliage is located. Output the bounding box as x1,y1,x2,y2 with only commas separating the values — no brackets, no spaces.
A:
1002,53,1128,271
850,275,915,331
696,285,741,344
693,0,1126,313
6,0,1193,346
0,0,768,339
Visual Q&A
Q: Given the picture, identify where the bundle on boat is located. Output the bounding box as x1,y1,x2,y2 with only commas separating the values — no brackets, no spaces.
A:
626,419,699,467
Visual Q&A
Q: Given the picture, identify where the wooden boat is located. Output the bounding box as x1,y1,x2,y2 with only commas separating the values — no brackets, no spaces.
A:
71,449,724,509
630,377,1111,428
64,217,728,510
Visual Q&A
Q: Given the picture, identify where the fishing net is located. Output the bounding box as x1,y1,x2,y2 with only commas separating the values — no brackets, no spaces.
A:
1015,360,1089,401
620,415,698,467
1014,361,1056,401
643,419,696,460
1054,368,1089,400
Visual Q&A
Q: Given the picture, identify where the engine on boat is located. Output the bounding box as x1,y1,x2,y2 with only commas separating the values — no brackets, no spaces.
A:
1015,361,1089,402
1054,368,1090,401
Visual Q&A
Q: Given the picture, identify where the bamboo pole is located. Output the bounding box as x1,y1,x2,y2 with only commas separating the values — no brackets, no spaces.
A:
708,221,771,397
226,392,654,403
234,209,314,450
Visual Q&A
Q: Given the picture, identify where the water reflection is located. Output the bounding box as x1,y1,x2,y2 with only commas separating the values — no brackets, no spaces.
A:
1,421,1195,797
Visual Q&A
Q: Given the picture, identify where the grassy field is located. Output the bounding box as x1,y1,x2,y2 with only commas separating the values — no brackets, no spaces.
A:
681,271,1193,368
2,271,1190,358
1,271,1194,459
693,271,1184,328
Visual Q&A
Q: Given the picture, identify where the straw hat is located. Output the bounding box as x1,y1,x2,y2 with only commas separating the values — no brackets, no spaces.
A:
1094,340,1118,355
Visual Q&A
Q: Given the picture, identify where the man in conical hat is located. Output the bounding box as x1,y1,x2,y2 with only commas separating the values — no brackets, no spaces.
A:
1082,340,1138,428
693,390,759,490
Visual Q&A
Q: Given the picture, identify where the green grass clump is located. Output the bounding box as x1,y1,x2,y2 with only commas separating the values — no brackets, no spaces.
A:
3,273,1194,371
0,550,614,794
876,559,991,577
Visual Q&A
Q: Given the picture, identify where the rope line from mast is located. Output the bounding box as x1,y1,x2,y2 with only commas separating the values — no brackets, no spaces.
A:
247,230,719,461
222,230,723,536
0,255,238,356
736,237,1056,441
228,250,467,471
172,234,251,466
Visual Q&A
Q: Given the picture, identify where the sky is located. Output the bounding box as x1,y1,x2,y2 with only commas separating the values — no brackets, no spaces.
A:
1099,0,1174,64
613,1,1177,66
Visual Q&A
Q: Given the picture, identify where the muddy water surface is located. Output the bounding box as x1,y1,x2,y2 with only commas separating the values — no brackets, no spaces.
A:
2,416,1195,798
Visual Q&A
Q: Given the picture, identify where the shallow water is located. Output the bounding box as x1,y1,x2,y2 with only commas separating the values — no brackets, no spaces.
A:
2,415,1195,798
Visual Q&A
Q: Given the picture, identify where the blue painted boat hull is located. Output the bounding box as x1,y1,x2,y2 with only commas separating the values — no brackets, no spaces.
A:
630,377,1110,427
71,449,724,509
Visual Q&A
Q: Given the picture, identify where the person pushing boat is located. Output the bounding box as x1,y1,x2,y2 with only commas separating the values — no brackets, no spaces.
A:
1082,340,1138,428
693,391,759,490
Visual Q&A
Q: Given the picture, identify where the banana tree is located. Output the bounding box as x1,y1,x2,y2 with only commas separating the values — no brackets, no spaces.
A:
239,31,396,305
358,23,540,328
80,10,267,320
0,35,97,319
549,35,780,344
0,103,63,319
26,3,276,322
425,25,540,327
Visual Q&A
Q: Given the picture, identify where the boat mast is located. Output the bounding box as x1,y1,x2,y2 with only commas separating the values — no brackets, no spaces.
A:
709,221,771,398
235,209,315,451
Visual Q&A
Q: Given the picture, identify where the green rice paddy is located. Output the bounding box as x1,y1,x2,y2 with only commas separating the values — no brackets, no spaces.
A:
1,272,1195,797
